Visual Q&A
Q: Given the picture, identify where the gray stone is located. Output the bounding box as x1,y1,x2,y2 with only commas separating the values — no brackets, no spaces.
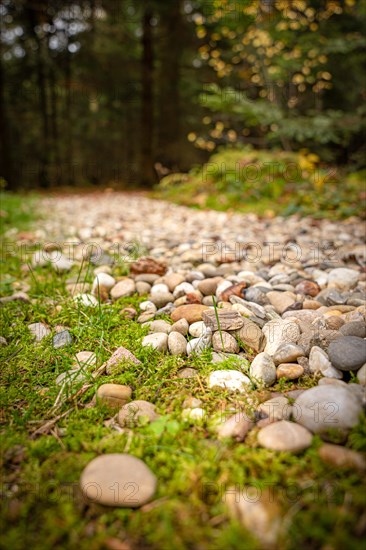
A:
250,352,276,387
328,336,366,371
328,268,359,290
28,322,51,342
80,453,157,507
295,386,363,435
262,319,300,355
53,330,72,349
340,321,366,338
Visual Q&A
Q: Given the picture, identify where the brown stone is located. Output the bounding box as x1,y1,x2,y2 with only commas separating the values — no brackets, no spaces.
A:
318,443,366,471
220,282,247,302
276,363,304,380
130,257,167,276
171,304,209,324
96,384,132,408
295,280,321,297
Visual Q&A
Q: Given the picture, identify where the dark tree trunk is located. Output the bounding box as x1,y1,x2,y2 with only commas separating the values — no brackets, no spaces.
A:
0,41,13,188
140,8,156,187
156,0,183,170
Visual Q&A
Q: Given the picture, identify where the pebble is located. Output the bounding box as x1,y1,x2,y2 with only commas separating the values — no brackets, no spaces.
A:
130,256,167,276
357,364,366,385
142,333,168,352
170,318,189,335
277,363,304,380
73,293,99,307
163,273,185,291
136,281,152,295
171,304,209,324
110,279,136,300
216,414,254,440
96,384,132,408
295,280,320,297
225,487,281,547
266,291,295,314
318,443,366,471
0,336,7,346
187,329,212,355
118,400,159,427
309,346,342,379
295,386,363,435
104,346,141,375
92,273,116,294
80,453,157,507
328,268,359,290
250,352,276,387
197,277,223,296
212,331,240,354
257,420,312,452
177,367,197,378
182,407,206,421
233,317,266,353
258,396,292,421
168,331,187,355
49,251,73,272
75,351,96,368
148,320,171,334
202,309,243,331
189,321,206,337
328,336,366,371
207,370,251,392
28,322,51,342
140,300,157,312
339,321,366,338
53,330,72,349
272,343,304,365
262,319,300,355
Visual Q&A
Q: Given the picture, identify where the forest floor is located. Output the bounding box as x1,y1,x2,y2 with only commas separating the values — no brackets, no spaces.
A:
1,191,366,550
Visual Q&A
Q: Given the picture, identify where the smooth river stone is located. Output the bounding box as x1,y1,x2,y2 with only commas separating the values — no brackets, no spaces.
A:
207,370,251,393
80,453,157,507
96,384,132,408
294,386,363,435
171,304,209,324
328,336,366,371
257,420,312,452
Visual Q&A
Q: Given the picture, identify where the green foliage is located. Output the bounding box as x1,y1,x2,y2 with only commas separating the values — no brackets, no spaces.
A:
157,146,366,218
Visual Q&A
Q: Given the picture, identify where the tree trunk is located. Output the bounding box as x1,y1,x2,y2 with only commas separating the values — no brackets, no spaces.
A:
140,7,156,187
0,41,13,188
156,0,183,170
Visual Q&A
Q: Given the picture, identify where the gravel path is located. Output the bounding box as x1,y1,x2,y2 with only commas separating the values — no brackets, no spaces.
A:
40,192,365,268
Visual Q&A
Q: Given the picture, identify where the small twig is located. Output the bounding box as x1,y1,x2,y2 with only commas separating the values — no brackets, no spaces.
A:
30,409,72,439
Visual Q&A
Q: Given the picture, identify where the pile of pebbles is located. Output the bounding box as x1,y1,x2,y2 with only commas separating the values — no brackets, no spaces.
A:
7,193,365,514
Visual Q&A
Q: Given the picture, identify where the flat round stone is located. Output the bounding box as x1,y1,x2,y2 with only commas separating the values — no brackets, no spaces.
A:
80,453,157,507
258,420,312,452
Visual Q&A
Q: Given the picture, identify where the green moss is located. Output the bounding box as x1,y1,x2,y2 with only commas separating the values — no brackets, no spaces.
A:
1,194,366,550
